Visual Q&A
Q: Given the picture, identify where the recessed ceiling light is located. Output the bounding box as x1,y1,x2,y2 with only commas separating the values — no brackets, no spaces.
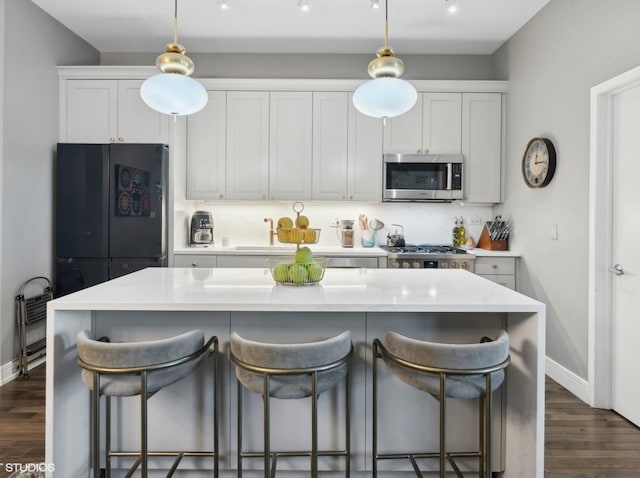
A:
298,0,310,12
446,0,458,14
371,0,380,9
217,0,229,10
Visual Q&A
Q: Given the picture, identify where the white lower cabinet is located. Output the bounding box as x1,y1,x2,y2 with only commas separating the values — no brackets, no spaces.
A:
217,255,271,268
182,254,382,269
173,254,218,268
474,257,516,289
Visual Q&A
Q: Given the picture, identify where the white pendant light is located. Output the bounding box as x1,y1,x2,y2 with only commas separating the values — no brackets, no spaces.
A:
140,0,208,116
353,0,417,119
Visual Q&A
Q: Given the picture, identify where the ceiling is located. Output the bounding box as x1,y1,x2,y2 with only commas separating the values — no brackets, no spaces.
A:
30,0,551,55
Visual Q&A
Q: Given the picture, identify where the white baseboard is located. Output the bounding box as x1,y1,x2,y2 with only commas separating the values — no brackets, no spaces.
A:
0,356,46,386
545,355,591,405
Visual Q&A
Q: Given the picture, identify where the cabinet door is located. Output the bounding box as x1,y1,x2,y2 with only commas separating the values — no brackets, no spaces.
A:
65,80,118,143
117,80,169,144
186,91,227,200
217,255,270,268
382,94,423,153
269,92,313,200
173,254,218,268
348,94,383,201
422,92,462,153
226,91,270,200
312,92,349,200
462,93,502,203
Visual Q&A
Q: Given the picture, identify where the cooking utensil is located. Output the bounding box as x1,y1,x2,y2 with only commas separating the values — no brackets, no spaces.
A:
369,218,384,231
359,214,368,230
386,224,405,247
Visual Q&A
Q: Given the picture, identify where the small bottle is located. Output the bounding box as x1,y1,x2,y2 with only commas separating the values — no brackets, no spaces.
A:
458,218,466,248
452,217,460,247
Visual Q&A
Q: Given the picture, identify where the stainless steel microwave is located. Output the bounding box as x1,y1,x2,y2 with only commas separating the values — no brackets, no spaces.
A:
383,153,464,202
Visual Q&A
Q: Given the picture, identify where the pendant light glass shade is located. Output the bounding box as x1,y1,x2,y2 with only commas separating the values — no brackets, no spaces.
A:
141,73,208,116
141,0,208,116
352,77,417,118
353,0,417,119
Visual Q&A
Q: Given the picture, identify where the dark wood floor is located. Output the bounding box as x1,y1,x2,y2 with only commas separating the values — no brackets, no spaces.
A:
1,364,640,477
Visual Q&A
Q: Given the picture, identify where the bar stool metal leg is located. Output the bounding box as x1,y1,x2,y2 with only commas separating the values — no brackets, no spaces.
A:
92,373,100,478
439,373,446,478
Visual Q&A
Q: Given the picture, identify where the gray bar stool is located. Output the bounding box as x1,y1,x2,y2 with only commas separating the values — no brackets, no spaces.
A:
373,331,510,478
77,329,219,478
230,330,353,478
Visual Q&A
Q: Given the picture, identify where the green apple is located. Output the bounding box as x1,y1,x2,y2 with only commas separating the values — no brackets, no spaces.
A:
294,246,313,264
307,262,324,282
288,264,309,284
273,262,290,282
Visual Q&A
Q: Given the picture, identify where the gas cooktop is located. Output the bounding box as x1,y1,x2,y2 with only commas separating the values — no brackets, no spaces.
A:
379,244,468,255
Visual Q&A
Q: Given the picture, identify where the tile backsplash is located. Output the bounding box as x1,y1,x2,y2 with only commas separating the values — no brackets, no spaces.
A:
174,200,494,250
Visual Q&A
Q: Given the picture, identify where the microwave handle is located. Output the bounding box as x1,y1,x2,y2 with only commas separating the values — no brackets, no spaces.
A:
446,163,452,190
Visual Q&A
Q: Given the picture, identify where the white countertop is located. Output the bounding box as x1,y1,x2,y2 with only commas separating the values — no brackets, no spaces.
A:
49,267,541,313
174,244,388,256
174,245,521,258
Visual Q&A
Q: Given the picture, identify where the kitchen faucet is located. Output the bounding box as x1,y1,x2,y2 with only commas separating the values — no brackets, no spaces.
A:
264,218,276,246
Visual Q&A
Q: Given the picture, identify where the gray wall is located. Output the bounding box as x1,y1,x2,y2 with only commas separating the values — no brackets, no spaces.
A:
0,0,98,367
101,52,495,80
493,0,640,380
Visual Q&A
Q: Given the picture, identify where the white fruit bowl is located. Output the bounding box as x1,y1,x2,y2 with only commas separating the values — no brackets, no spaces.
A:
267,257,328,286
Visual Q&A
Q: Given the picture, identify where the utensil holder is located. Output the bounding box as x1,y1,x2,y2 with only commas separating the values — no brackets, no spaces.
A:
477,223,508,251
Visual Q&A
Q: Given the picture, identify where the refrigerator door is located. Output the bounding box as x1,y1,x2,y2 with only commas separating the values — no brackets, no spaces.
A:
109,144,167,259
56,144,109,258
55,260,109,297
109,258,167,279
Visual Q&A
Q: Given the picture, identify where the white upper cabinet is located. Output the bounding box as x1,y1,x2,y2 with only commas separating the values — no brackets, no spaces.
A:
312,92,350,200
383,92,462,154
186,91,226,200
382,95,423,153
422,92,462,154
462,92,502,204
347,93,383,201
269,92,313,200
312,92,382,201
62,79,169,144
225,91,270,200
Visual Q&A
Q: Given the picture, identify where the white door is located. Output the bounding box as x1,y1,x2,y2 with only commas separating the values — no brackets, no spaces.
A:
611,84,640,426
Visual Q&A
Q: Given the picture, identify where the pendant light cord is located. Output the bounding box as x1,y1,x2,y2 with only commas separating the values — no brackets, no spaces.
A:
383,0,389,49
173,0,178,44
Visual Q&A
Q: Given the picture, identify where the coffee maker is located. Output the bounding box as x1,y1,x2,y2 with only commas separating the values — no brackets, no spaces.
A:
190,211,214,246
337,219,355,248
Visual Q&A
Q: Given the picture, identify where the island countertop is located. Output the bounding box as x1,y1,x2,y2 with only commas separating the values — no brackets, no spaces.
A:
46,267,545,478
49,267,541,313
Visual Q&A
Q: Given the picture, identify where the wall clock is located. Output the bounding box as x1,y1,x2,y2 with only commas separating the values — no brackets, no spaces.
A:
522,137,556,188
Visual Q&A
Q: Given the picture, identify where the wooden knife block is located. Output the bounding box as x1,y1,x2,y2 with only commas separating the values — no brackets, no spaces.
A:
477,223,508,251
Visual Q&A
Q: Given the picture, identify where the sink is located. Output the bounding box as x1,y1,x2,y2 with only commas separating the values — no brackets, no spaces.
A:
230,245,297,251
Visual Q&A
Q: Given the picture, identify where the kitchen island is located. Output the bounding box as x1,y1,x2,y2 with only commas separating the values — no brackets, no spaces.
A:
46,267,544,477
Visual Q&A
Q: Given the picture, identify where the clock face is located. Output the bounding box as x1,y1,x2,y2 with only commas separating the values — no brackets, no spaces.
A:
522,137,556,188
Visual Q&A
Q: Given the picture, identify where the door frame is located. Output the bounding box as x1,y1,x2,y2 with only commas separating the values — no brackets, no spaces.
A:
589,64,640,408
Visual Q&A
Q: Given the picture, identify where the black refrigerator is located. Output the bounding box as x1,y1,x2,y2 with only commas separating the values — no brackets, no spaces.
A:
55,143,168,296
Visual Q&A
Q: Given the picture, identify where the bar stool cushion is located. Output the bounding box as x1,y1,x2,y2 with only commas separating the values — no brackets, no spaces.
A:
382,331,509,400
77,329,206,397
231,331,351,399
